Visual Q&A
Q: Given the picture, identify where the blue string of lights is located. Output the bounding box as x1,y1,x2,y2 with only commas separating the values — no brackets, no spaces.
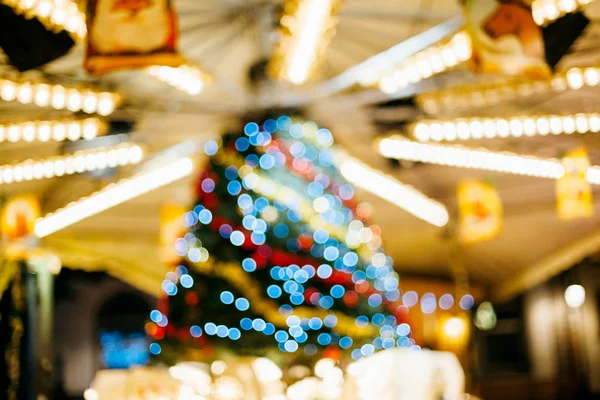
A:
149,116,474,361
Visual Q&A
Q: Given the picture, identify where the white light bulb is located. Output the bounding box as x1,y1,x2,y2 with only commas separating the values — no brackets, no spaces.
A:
565,284,585,308
443,317,466,338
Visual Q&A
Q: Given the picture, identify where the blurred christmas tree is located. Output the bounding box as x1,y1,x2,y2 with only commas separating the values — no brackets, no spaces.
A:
150,117,412,365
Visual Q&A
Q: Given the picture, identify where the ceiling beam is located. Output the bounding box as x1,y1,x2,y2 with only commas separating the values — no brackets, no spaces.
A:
492,229,600,302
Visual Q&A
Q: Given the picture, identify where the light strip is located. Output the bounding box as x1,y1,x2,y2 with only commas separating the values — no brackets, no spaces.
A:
34,157,194,238
147,65,210,96
0,0,86,39
532,0,594,26
0,118,106,143
0,78,120,115
411,113,600,142
0,143,143,185
270,0,340,85
378,31,471,94
336,154,449,227
380,136,600,186
378,136,566,179
417,66,600,114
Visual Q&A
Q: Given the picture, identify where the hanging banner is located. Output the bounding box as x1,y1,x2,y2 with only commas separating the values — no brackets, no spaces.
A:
464,0,588,78
85,0,184,74
556,147,593,220
159,204,186,264
458,180,503,244
0,195,40,243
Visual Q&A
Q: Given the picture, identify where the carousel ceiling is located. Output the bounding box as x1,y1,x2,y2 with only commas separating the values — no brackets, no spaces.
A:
1,0,600,300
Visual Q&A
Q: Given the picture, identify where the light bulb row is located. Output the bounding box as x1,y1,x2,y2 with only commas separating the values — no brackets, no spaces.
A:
412,113,600,142
378,136,566,179
270,0,341,84
381,136,600,185
417,66,600,114
337,155,449,227
1,0,86,39
377,32,471,94
532,0,594,26
0,78,120,115
0,118,106,144
0,143,143,185
147,65,210,96
34,157,194,238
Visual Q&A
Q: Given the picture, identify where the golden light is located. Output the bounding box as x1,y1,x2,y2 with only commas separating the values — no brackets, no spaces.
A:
269,0,342,84
443,317,467,339
0,143,143,186
0,118,106,144
147,65,211,96
378,31,471,94
0,194,40,241
382,135,600,185
34,157,192,238
336,154,449,227
416,67,600,114
0,78,121,115
532,0,594,26
0,0,86,39
411,113,600,142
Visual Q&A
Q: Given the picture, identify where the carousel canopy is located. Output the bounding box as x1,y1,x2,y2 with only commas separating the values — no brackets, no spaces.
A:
1,0,600,300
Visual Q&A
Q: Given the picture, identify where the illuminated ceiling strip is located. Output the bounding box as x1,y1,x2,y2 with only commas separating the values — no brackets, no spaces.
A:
336,153,449,227
147,65,211,96
321,16,464,93
0,118,106,144
270,0,341,85
0,0,86,39
379,135,565,177
34,157,194,238
377,31,471,94
417,66,600,114
379,136,600,185
0,143,143,185
411,113,600,142
532,0,594,26
0,78,121,116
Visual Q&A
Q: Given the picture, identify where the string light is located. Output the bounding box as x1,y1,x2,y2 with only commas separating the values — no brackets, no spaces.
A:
417,66,600,114
0,78,121,115
411,112,600,142
532,0,594,26
0,0,86,39
0,143,143,186
336,154,449,227
378,135,566,179
378,31,471,94
381,136,600,185
147,65,211,96
34,157,193,237
270,0,341,84
0,118,106,144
